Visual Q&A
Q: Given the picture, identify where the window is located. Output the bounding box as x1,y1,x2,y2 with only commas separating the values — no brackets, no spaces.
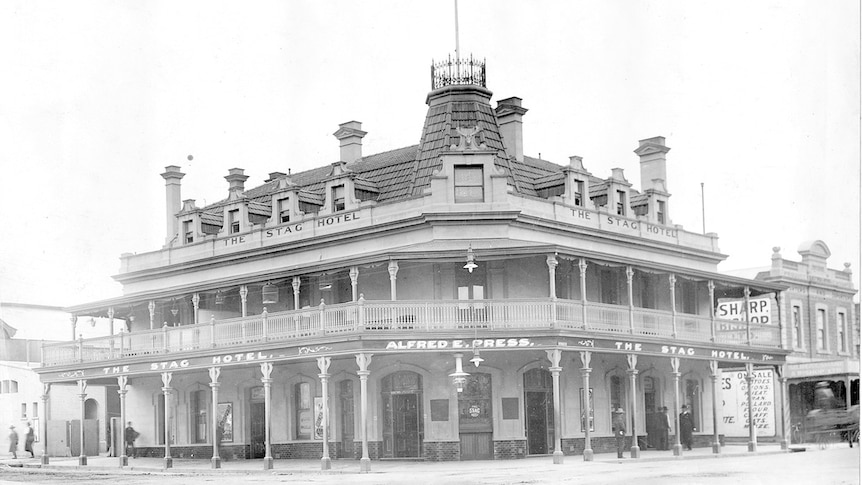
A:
616,190,626,216
657,200,666,224
190,390,207,443
816,308,827,351
792,305,804,348
295,382,312,439
20,403,26,419
0,380,18,394
454,166,484,203
183,220,193,244
610,375,625,412
573,179,584,206
32,402,37,418
278,197,291,223
228,209,240,234
838,311,848,353
332,185,345,212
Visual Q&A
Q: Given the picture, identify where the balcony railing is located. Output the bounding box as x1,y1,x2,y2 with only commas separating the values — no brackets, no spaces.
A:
42,298,782,367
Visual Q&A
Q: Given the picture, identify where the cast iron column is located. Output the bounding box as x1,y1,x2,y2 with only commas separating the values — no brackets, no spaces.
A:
118,376,129,466
239,285,248,317
356,353,373,472
778,366,790,450
579,351,593,461
671,357,682,456
318,356,332,470
78,379,87,465
579,259,588,330
546,349,564,464
261,362,274,469
40,384,50,465
708,361,721,454
161,372,173,468
745,363,757,452
209,367,221,468
627,354,640,458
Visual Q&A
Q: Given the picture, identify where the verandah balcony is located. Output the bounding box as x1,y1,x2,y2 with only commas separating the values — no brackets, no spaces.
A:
42,298,781,367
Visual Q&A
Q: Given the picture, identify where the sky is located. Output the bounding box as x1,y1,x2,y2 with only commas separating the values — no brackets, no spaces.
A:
0,0,859,307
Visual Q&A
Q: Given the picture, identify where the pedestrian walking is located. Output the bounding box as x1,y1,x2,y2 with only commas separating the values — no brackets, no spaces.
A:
679,404,695,451
24,422,34,458
612,407,626,458
658,406,670,450
125,421,139,458
8,425,18,459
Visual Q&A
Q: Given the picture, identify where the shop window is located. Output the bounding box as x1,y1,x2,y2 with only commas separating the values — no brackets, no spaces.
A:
295,382,312,440
278,197,291,223
190,390,207,443
792,304,804,349
454,166,484,203
332,185,345,212
228,209,240,234
816,308,827,351
837,311,848,353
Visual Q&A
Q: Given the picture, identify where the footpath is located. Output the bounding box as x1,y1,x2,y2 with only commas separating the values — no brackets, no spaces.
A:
0,442,823,477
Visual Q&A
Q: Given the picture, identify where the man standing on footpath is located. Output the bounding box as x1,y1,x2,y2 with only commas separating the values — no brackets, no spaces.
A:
612,407,627,459
8,425,18,459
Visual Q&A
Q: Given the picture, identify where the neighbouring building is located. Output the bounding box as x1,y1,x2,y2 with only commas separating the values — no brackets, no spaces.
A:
0,303,111,458
37,55,791,470
752,243,859,437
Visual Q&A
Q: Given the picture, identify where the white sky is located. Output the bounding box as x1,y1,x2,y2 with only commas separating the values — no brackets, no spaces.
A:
0,0,859,307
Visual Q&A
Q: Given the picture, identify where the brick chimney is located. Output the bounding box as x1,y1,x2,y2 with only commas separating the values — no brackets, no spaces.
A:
495,97,528,162
160,165,185,244
634,136,670,192
333,121,367,164
225,168,249,196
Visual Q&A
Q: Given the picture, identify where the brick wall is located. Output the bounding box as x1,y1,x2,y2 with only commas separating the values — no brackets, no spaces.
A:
422,441,460,461
348,440,383,460
493,440,526,459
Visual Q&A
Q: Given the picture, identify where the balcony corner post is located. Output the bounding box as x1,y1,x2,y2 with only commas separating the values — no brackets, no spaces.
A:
358,295,366,331
626,267,635,335
262,308,269,341
743,286,752,346
78,334,84,363
708,281,716,342
162,323,169,353
669,274,678,338
319,299,326,335
210,316,216,348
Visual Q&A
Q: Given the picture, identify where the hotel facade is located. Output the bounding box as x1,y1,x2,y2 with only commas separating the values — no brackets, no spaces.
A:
38,57,794,469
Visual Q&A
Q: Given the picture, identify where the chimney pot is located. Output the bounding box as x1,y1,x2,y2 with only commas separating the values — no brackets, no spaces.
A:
496,97,528,162
160,165,185,244
225,168,249,194
266,172,287,183
634,136,670,192
333,121,367,164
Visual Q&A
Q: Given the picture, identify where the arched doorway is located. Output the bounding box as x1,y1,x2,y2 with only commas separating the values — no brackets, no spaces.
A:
524,368,553,455
84,398,99,420
381,371,423,458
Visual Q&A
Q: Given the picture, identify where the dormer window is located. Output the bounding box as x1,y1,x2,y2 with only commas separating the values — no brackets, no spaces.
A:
657,200,666,224
332,185,345,212
278,197,291,223
183,220,193,244
573,179,584,206
454,165,484,203
228,209,240,234
616,190,627,216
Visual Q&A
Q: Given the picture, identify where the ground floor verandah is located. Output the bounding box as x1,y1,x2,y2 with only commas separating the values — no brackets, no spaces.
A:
36,334,789,470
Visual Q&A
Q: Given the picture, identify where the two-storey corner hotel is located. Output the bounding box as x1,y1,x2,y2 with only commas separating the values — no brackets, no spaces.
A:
38,56,795,470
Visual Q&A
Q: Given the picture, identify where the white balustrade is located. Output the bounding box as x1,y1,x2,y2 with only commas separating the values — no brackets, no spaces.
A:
40,298,783,366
